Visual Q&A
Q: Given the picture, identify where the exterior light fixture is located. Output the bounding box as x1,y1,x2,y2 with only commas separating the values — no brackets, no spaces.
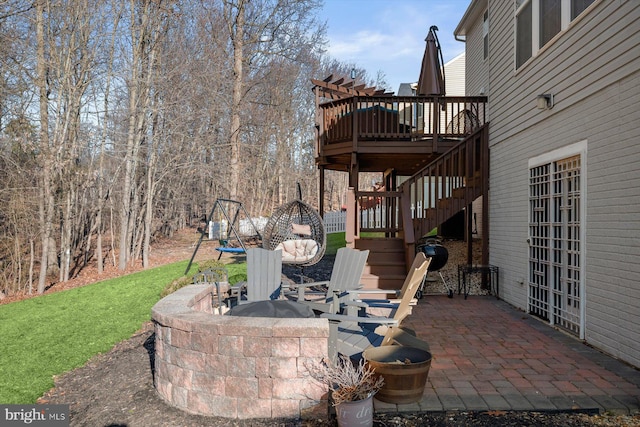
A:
537,93,554,109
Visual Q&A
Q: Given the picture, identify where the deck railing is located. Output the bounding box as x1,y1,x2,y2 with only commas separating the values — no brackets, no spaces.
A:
343,125,489,259
401,124,489,246
355,191,402,235
319,95,487,150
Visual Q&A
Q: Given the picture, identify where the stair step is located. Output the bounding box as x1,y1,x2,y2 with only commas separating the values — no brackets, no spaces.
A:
355,238,403,251
367,252,404,264
355,236,407,291
364,265,406,277
361,274,405,290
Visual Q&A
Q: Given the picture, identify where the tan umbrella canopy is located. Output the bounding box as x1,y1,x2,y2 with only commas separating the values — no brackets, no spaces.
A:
417,25,445,96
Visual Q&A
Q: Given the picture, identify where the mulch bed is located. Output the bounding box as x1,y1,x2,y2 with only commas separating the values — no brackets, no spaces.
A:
38,321,630,427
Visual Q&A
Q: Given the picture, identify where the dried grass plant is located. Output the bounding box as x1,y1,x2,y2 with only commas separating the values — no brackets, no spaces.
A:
308,355,384,406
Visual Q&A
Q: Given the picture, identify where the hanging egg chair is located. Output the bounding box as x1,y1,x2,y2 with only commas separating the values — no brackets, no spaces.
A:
262,184,326,267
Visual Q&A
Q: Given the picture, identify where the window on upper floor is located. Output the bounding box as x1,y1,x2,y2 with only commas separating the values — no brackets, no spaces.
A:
515,0,596,69
483,9,489,60
571,0,595,19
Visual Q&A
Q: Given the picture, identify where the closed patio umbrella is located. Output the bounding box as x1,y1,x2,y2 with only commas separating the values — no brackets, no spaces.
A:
417,25,445,96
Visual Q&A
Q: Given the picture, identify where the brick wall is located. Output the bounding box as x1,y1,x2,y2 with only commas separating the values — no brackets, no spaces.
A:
151,284,329,419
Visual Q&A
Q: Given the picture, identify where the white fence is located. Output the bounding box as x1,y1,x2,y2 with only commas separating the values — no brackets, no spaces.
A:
323,211,346,233
208,217,269,239
207,208,409,237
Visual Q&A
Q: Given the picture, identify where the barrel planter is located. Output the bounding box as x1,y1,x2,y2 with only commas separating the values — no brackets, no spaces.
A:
363,346,432,404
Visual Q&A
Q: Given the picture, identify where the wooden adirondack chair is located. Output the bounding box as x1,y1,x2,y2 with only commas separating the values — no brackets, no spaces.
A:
321,252,431,361
230,248,283,303
343,265,424,314
289,247,369,314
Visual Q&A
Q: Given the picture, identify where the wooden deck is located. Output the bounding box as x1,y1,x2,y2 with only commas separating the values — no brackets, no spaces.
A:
316,95,487,176
312,77,489,283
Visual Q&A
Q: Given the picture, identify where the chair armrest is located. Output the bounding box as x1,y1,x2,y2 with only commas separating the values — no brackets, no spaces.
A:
295,280,330,289
229,281,246,291
361,299,417,307
347,289,401,297
294,280,330,301
320,312,400,326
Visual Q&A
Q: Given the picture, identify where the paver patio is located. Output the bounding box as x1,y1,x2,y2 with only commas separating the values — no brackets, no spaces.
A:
374,295,640,415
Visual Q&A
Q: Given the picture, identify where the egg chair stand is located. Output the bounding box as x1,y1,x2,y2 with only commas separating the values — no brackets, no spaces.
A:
262,184,326,281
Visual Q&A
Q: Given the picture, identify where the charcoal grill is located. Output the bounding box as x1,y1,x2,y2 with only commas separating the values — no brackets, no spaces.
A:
416,238,452,298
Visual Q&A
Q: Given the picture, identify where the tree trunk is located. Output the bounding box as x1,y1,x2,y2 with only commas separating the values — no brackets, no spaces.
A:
228,0,245,201
97,9,121,274
36,0,54,294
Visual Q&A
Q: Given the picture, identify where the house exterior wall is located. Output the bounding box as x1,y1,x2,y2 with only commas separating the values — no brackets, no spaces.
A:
459,0,640,368
463,4,489,98
444,53,466,96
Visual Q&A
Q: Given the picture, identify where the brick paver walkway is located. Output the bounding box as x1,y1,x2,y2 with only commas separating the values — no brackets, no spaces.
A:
374,295,640,415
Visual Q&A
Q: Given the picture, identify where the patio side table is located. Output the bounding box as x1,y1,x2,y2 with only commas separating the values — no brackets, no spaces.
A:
457,264,499,299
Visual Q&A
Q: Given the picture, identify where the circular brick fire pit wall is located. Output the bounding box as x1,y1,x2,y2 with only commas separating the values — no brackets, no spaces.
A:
151,284,329,419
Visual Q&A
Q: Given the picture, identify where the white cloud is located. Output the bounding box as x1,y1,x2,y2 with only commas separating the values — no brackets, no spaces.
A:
319,0,471,91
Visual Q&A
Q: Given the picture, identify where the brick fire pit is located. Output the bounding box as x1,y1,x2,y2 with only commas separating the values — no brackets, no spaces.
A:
151,284,329,419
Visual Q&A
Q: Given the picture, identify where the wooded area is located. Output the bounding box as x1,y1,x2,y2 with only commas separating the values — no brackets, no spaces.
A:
0,0,385,296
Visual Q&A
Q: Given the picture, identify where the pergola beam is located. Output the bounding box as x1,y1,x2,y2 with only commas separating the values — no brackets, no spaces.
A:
311,74,394,100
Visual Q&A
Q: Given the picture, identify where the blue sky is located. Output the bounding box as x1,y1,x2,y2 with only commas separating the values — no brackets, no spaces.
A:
318,0,471,93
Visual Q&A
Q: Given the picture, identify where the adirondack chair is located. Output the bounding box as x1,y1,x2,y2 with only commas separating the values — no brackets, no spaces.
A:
321,252,431,361
343,266,424,315
288,247,369,314
230,248,283,304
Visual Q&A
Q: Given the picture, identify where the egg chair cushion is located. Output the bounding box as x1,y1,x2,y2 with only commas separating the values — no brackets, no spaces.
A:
275,239,319,263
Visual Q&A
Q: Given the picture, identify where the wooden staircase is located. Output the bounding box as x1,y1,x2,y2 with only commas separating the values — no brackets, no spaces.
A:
354,237,406,289
351,125,490,290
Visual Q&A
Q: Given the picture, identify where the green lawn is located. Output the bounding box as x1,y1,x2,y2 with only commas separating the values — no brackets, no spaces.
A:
326,232,346,255
0,235,345,404
0,260,248,404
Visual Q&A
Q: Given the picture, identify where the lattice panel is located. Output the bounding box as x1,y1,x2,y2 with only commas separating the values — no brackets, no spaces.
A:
528,155,582,336
551,155,581,334
529,164,550,320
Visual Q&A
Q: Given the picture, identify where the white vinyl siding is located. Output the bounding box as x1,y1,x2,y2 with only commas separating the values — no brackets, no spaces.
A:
483,10,489,60
444,53,466,97
479,0,640,368
465,9,490,98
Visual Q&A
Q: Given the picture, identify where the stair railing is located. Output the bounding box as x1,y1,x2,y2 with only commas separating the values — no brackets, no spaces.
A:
400,124,489,252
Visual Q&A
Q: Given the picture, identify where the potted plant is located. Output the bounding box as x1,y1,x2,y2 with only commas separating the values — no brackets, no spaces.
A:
309,355,384,427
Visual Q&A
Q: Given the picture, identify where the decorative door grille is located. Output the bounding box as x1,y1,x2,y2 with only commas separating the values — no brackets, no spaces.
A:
528,155,582,336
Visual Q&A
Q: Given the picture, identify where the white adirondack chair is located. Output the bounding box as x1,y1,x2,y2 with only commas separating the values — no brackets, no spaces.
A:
230,248,283,303
289,247,369,314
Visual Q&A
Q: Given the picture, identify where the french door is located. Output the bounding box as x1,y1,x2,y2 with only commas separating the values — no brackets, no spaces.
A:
528,153,583,337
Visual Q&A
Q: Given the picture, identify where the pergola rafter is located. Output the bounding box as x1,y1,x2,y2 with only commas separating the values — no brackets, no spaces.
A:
311,74,394,101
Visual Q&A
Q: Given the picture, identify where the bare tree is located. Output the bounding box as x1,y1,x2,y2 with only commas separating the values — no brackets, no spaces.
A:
217,0,323,205
34,0,55,294
119,0,171,270
0,0,332,295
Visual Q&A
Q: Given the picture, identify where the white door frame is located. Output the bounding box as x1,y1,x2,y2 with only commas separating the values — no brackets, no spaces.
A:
528,140,587,339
